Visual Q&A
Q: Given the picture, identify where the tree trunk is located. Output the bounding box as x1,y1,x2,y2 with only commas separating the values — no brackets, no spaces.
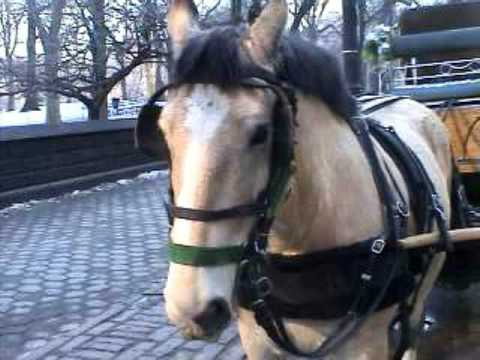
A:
87,103,99,121
7,94,15,111
36,0,66,125
90,0,107,120
87,99,107,121
231,0,242,24
45,47,61,125
6,57,15,111
46,92,60,124
100,99,107,120
22,0,40,112
145,63,156,96
155,62,164,90
117,49,128,99
121,79,128,99
45,42,61,125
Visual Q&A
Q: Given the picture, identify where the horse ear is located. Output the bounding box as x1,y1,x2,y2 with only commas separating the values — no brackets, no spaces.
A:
243,0,287,67
167,0,199,59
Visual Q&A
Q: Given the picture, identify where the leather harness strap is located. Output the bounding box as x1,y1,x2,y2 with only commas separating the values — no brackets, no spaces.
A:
239,116,410,358
170,202,267,222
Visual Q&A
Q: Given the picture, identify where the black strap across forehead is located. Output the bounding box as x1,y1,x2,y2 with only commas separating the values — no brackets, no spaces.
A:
134,84,173,159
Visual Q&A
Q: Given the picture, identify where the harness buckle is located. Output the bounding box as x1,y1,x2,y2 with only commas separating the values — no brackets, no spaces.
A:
254,276,272,298
396,201,409,218
254,240,267,255
430,193,453,252
431,194,446,221
251,298,274,325
371,238,386,254
361,273,373,282
238,258,271,298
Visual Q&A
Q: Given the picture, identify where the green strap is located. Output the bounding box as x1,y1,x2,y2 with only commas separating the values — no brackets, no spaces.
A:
267,166,293,218
168,241,244,266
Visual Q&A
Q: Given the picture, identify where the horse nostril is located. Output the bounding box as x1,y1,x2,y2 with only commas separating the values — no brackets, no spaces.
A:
193,298,231,335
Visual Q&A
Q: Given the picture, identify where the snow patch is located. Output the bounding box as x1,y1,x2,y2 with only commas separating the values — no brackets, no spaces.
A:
0,170,169,217
0,103,88,127
136,170,166,180
0,100,145,127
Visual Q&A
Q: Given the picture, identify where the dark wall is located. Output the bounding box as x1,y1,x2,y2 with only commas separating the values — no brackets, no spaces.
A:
0,120,167,197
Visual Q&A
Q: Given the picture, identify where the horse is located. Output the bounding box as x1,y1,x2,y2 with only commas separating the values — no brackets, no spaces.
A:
135,0,452,358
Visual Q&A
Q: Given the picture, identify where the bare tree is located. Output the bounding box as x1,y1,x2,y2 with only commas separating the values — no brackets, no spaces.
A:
0,0,24,111
88,0,108,120
33,0,67,125
289,0,332,39
21,0,40,111
47,0,168,120
290,0,315,33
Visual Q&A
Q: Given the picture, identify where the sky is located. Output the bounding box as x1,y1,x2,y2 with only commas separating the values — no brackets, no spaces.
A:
325,0,342,14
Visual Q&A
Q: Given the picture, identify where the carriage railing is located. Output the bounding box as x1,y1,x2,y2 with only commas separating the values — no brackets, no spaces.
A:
379,57,480,176
381,57,480,93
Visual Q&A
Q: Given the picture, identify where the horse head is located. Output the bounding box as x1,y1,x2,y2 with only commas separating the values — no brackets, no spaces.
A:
137,0,290,340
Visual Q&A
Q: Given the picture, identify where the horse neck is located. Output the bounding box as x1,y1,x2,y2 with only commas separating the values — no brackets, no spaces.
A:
269,94,383,254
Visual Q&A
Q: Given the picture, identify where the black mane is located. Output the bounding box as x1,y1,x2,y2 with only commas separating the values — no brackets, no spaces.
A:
174,27,357,119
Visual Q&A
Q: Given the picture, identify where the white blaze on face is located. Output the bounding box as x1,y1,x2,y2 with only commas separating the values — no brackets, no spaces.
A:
172,84,231,247
183,84,231,142
165,85,238,326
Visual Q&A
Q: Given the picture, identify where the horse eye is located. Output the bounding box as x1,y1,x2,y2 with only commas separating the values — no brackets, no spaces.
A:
249,125,269,147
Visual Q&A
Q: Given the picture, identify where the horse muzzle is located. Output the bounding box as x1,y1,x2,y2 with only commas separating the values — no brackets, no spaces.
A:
175,298,231,340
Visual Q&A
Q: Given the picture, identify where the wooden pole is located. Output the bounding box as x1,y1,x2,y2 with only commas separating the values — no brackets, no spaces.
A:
398,227,480,249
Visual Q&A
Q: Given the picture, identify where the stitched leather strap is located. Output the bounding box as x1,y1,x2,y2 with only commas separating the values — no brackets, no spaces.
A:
170,203,267,222
168,241,244,266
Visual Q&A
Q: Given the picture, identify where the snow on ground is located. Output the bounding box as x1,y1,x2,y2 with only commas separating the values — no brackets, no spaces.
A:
0,100,144,127
0,169,168,216
0,102,89,127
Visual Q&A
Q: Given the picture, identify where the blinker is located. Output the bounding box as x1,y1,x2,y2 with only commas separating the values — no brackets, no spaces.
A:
135,104,165,158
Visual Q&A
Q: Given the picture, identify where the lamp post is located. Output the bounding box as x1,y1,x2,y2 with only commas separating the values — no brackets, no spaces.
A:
342,0,363,95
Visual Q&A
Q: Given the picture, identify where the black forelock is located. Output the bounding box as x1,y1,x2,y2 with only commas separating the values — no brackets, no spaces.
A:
174,27,357,119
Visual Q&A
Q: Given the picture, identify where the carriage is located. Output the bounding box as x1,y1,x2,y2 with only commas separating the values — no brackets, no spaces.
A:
371,3,480,293
385,2,480,217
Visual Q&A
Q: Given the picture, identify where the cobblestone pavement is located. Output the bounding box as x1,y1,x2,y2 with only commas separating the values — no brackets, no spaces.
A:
16,297,243,360
1,171,480,359
0,172,243,359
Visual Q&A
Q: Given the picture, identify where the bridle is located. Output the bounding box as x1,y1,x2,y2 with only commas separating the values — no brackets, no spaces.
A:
136,77,297,267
